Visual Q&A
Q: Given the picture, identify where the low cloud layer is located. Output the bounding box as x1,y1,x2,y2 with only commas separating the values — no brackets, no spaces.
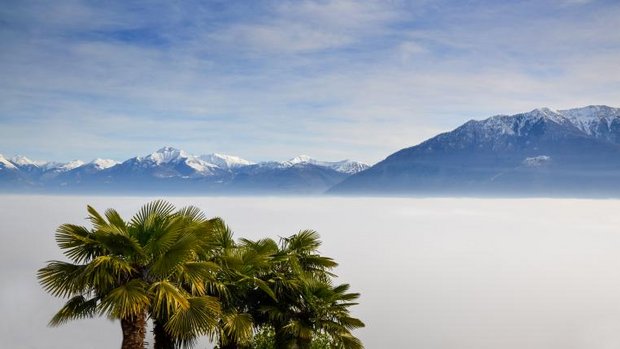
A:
3,196,620,348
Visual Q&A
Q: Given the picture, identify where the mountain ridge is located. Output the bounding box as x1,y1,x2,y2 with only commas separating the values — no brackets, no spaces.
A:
0,147,370,194
330,105,620,196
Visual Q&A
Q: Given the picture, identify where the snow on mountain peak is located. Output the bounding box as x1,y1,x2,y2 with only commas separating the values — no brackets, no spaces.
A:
135,147,219,175
327,160,370,174
9,155,38,166
530,107,565,123
287,155,314,164
148,147,190,164
473,106,620,138
157,146,179,152
557,105,620,136
199,153,254,169
0,154,17,169
277,155,368,174
89,158,119,169
59,160,85,171
533,107,559,115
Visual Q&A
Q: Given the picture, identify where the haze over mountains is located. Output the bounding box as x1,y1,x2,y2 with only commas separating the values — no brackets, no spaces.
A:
331,105,620,196
2,105,620,196
0,147,369,194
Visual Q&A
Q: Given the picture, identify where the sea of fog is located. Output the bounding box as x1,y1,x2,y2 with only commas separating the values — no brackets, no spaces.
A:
2,195,620,349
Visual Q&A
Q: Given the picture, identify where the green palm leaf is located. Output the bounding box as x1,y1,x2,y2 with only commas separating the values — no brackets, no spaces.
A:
99,279,150,318
37,261,89,298
148,231,198,278
149,280,191,318
87,205,108,230
55,224,100,263
49,295,99,326
166,296,221,339
104,208,127,231
82,255,135,291
221,312,254,345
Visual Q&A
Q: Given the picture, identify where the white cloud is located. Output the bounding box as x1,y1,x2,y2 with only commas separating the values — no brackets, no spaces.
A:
0,0,619,163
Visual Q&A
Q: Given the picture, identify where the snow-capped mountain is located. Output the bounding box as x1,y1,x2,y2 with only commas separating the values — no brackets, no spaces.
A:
558,105,620,142
462,106,620,141
61,159,119,177
0,154,17,170
9,155,43,167
330,105,620,196
4,155,95,179
0,146,369,193
199,153,254,169
89,159,120,170
140,147,211,173
252,155,369,174
0,154,22,186
110,147,222,179
280,155,370,174
56,160,86,172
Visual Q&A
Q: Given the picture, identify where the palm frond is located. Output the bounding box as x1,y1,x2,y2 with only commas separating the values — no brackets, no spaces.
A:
130,200,177,227
334,331,365,349
92,228,143,259
98,279,150,318
176,205,207,222
148,231,198,278
210,219,236,250
175,261,220,295
165,296,221,339
104,208,127,232
49,295,99,326
143,216,183,258
86,205,108,230
37,261,89,298
283,230,322,253
82,255,135,291
149,280,190,318
55,224,101,263
130,200,177,246
221,312,254,345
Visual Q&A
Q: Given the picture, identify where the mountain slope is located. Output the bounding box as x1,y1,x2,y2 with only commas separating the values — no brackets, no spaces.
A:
330,105,620,196
228,162,348,194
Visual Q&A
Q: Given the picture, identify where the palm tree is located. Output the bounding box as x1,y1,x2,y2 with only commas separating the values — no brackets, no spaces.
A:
208,228,280,349
284,281,365,349
38,200,221,349
257,231,365,349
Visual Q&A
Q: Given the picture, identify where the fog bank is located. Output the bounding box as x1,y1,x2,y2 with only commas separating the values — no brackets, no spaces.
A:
2,196,620,348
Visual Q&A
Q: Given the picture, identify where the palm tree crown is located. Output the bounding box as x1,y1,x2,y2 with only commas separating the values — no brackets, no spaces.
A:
38,200,222,349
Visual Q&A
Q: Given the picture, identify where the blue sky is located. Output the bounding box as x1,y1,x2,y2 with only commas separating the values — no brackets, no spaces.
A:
1,0,619,164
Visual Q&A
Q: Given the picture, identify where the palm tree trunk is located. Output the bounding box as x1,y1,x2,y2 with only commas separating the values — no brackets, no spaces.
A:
120,312,147,349
153,318,175,349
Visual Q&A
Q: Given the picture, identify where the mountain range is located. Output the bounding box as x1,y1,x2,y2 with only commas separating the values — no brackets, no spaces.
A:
0,147,369,194
3,105,620,196
330,105,620,197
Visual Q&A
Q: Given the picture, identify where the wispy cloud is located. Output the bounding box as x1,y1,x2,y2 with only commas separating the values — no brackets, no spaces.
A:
0,0,619,163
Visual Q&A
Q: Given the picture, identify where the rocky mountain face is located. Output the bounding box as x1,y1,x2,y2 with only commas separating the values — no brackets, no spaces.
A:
330,105,620,197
